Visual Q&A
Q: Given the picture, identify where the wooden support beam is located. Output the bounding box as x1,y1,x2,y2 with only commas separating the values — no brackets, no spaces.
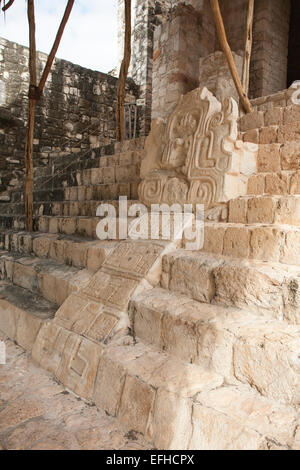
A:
242,0,255,95
24,0,74,232
210,0,253,114
1,0,15,12
25,0,37,232
116,0,132,142
38,0,74,95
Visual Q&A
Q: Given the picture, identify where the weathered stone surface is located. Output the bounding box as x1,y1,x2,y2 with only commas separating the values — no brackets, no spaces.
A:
139,87,257,209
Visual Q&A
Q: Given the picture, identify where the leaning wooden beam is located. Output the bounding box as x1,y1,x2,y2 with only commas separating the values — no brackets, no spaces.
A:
38,0,74,95
24,0,74,231
116,0,132,142
242,0,255,95
1,0,15,12
210,0,253,114
25,0,37,232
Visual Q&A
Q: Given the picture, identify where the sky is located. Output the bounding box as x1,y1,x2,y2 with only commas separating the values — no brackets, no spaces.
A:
0,0,119,73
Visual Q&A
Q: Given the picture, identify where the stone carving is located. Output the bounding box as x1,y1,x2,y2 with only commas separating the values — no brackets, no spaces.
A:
139,87,257,209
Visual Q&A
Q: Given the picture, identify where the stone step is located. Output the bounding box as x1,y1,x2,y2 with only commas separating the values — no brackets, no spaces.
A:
129,287,300,406
9,178,140,205
64,181,140,202
0,199,140,217
228,195,300,226
34,160,141,191
0,251,93,306
31,326,299,449
162,250,300,324
200,221,300,265
247,170,300,196
256,142,300,173
0,231,116,272
0,280,57,352
239,104,300,143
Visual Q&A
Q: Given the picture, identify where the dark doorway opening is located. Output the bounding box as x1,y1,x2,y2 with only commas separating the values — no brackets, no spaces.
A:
287,0,300,87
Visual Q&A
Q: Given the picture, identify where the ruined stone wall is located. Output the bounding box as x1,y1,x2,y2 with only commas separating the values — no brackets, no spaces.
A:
0,37,138,194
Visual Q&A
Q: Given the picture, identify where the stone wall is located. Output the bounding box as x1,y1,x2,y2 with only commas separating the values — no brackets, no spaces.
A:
0,37,138,194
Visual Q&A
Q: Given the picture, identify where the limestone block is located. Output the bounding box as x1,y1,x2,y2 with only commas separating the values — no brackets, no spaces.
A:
60,218,76,236
290,171,300,194
259,126,278,144
278,122,300,143
151,389,192,450
228,198,247,224
56,332,102,400
93,355,126,417
0,297,19,339
274,197,300,225
33,237,51,258
213,262,285,315
49,240,66,263
281,231,300,266
117,375,155,436
247,174,265,195
233,324,300,404
190,403,265,450
202,225,226,254
223,227,250,258
167,252,221,303
281,142,300,170
264,107,283,126
247,197,276,224
54,293,120,343
102,167,115,184
257,144,281,172
196,386,297,446
82,169,91,186
86,245,107,272
250,227,284,262
48,217,59,234
283,105,300,125
64,241,87,268
13,260,38,292
240,111,264,132
265,173,288,195
15,310,43,352
243,128,259,144
90,168,103,185
32,322,102,400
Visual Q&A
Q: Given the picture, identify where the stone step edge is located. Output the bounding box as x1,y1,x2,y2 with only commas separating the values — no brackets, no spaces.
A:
0,231,117,272
0,281,57,352
0,250,93,306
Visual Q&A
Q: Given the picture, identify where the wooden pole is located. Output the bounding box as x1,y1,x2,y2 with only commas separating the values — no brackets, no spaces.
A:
116,0,132,142
38,0,74,95
210,0,253,114
25,0,37,232
1,0,15,12
24,0,74,231
242,0,255,95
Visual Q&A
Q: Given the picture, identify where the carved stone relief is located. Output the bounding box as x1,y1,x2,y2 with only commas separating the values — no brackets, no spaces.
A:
139,87,257,209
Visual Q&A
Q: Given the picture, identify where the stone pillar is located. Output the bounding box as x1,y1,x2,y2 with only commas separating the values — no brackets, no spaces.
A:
250,0,291,98
152,4,208,122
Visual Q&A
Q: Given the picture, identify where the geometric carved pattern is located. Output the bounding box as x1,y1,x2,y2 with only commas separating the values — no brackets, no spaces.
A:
139,87,257,209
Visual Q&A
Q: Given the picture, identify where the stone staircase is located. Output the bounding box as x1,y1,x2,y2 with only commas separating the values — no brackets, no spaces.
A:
1,99,300,450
